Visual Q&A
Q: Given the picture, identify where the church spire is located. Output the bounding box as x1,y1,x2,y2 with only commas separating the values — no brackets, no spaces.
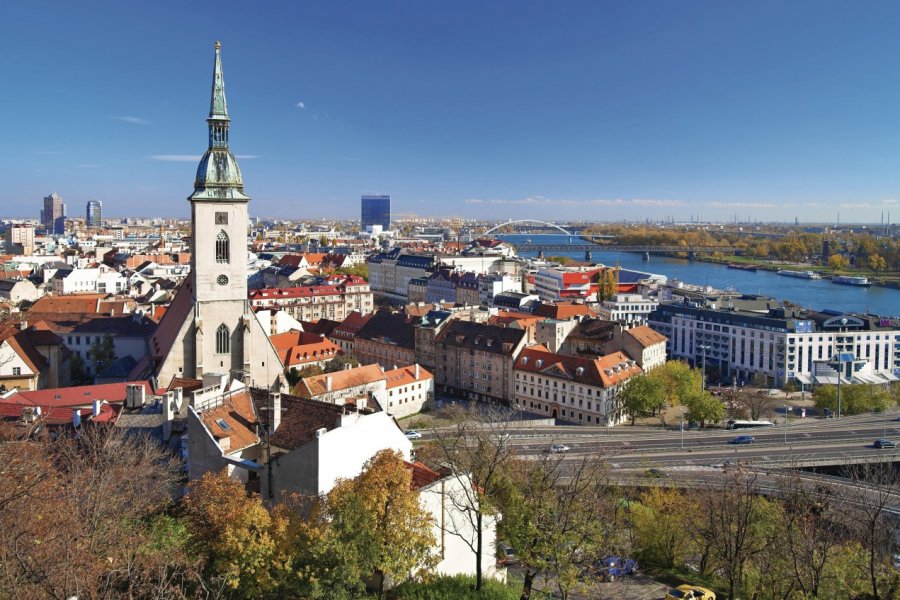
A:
209,40,229,123
190,41,249,202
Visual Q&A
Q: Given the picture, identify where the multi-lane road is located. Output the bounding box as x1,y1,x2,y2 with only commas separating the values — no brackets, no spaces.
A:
417,411,900,470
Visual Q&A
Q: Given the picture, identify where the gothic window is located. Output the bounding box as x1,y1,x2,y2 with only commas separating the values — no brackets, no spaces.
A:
216,324,230,354
216,230,230,263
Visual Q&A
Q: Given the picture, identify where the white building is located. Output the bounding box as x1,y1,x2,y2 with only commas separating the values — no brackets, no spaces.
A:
383,364,434,418
594,294,659,326
50,265,127,295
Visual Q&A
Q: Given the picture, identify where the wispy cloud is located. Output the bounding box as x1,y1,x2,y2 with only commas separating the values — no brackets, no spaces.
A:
111,116,150,125
707,201,777,209
837,199,897,209
295,101,305,109
149,154,259,162
464,196,685,207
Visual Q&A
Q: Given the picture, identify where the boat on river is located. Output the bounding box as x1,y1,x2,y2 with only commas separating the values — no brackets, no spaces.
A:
776,269,821,280
727,263,757,272
832,275,872,287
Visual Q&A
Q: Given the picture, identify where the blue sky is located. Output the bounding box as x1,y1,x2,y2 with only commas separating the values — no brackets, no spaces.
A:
2,1,900,223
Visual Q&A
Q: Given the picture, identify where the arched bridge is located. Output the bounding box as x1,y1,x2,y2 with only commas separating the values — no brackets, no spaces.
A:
483,219,573,236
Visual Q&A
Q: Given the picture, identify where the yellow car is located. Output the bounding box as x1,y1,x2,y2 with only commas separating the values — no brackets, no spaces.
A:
666,584,716,600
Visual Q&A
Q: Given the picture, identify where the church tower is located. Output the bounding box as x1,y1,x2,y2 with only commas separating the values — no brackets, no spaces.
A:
148,42,282,390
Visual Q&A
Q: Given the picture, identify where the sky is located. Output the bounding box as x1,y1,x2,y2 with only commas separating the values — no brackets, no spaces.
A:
2,1,900,223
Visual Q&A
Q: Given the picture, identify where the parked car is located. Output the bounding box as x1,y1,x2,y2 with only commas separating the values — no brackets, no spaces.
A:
728,435,755,445
592,556,638,582
405,430,423,440
873,438,896,449
549,444,570,453
666,584,717,599
497,541,517,565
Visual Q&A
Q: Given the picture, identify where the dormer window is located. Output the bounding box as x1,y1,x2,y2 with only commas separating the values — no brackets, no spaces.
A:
575,367,584,376
535,359,543,368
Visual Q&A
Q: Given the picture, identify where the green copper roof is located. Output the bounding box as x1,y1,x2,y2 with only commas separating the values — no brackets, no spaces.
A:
209,40,229,121
190,42,250,203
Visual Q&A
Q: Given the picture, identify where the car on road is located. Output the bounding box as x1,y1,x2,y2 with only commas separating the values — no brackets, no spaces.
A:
666,584,717,599
728,435,755,445
592,556,638,582
405,430,423,440
549,444,570,453
873,438,896,449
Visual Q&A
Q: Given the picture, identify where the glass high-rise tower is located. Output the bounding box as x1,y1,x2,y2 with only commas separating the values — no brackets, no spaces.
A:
361,194,390,231
86,200,102,228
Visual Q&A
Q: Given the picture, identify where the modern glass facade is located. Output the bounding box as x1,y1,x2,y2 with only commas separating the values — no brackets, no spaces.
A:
361,194,390,231
86,200,102,228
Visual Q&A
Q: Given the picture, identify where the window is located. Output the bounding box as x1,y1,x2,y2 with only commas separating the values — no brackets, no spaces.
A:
12,367,21,376
216,230,230,263
216,324,230,354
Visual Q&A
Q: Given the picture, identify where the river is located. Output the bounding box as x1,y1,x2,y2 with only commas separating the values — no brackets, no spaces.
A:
498,234,900,317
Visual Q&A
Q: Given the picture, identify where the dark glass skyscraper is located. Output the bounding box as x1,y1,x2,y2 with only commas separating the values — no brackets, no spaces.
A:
86,200,102,228
361,194,390,231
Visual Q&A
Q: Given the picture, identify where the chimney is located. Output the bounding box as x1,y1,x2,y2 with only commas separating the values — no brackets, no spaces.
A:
19,321,28,331
270,392,282,434
92,399,102,417
325,376,332,392
415,363,420,379
315,427,327,438
356,397,367,411
125,384,146,408
72,409,82,428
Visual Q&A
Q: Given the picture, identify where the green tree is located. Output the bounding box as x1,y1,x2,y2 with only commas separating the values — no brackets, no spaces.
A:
630,487,694,569
813,384,894,416
325,450,437,599
499,454,615,600
324,354,359,373
649,361,702,407
88,334,116,376
682,389,724,428
619,375,666,425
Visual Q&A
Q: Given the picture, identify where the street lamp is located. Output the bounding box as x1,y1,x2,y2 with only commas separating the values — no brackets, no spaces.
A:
680,406,686,450
836,354,843,420
698,344,710,391
784,404,788,445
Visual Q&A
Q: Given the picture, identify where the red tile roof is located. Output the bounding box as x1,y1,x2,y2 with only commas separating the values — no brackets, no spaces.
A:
406,461,442,489
384,364,432,389
198,391,259,453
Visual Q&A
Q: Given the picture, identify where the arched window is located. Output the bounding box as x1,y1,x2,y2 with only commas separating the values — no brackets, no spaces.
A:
216,324,230,354
216,230,230,263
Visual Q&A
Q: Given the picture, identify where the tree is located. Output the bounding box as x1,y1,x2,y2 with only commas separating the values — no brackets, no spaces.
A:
828,253,848,272
417,407,515,591
498,454,616,600
325,450,437,599
182,470,280,596
324,354,359,373
619,375,666,425
682,389,724,428
648,361,702,407
867,253,887,275
595,268,618,303
88,334,116,376
630,487,694,569
813,384,894,416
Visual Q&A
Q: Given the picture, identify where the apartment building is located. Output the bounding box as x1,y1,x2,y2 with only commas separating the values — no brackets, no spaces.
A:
649,297,900,387
513,346,642,425
248,275,372,322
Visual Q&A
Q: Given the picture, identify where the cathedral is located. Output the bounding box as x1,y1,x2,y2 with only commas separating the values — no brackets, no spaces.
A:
144,42,283,390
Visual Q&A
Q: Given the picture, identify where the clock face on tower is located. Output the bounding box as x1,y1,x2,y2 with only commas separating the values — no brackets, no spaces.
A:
215,212,228,225
217,274,229,286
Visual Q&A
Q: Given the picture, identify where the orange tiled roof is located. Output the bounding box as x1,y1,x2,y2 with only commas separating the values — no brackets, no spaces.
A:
624,325,668,348
299,364,386,397
199,391,259,453
384,364,432,389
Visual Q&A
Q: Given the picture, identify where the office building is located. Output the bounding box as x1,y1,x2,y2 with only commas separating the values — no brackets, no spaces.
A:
86,200,102,228
361,194,390,232
41,192,66,234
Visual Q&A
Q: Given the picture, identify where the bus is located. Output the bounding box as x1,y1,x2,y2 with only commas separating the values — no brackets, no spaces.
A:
725,419,775,430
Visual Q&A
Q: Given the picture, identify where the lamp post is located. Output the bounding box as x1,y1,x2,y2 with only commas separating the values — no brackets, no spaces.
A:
836,354,842,420
680,406,686,450
698,344,710,391
784,404,788,445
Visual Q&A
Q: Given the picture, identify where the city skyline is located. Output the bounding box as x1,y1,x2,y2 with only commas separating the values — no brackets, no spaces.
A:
3,2,900,222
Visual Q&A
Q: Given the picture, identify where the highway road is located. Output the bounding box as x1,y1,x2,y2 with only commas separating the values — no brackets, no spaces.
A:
416,411,900,470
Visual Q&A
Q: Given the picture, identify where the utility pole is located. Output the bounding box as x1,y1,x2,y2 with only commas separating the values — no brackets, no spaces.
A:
784,404,788,445
681,407,686,450
698,344,710,390
837,354,842,420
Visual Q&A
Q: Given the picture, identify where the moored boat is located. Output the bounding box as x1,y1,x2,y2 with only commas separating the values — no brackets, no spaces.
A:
727,263,758,272
776,269,821,280
832,275,872,287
